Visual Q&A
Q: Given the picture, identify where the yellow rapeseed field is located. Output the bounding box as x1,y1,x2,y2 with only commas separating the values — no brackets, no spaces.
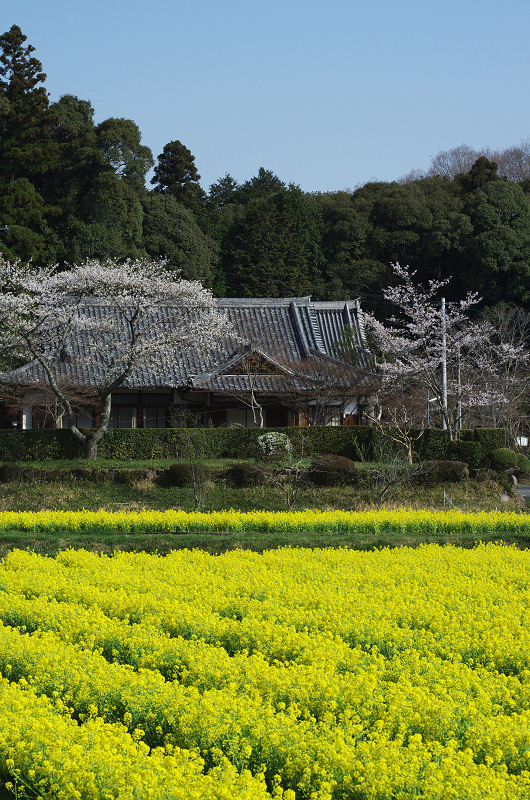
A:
0,506,529,534
0,540,529,797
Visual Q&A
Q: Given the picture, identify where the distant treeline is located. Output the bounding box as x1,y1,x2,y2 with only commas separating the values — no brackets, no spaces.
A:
3,24,530,308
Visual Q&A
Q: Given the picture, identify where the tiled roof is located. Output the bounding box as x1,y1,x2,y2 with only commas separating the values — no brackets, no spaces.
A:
2,297,374,392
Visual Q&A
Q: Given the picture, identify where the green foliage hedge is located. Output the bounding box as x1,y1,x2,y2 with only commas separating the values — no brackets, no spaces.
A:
165,462,210,487
446,440,483,469
414,428,451,462
516,453,530,475
460,428,507,462
0,425,507,464
490,447,519,470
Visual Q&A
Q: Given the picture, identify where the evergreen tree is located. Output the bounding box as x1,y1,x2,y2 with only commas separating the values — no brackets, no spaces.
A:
457,156,501,193
322,178,472,301
56,171,144,263
0,24,58,182
0,25,59,260
142,192,219,286
457,181,530,304
220,178,324,297
232,167,286,204
151,140,206,217
45,94,104,205
0,177,50,261
42,98,152,265
318,190,381,299
96,117,154,190
207,173,240,210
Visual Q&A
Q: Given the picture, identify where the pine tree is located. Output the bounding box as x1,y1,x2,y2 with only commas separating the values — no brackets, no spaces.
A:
0,25,57,260
0,24,58,182
151,140,206,217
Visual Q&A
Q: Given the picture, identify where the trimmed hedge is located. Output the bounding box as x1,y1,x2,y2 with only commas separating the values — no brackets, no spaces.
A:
415,428,451,462
516,453,530,475
446,440,483,469
0,429,82,461
460,428,507,465
0,425,507,464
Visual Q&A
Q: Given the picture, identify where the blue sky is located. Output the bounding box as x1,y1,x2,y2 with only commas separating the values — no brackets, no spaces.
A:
9,0,530,193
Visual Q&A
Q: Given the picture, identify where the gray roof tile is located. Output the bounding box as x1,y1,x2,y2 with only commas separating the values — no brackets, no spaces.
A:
3,297,374,392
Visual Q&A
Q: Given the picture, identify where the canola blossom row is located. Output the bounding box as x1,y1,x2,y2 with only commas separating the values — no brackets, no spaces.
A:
0,506,530,534
0,546,530,797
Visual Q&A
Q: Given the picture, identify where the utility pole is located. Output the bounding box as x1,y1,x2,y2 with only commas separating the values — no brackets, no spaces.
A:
456,342,462,433
441,297,448,431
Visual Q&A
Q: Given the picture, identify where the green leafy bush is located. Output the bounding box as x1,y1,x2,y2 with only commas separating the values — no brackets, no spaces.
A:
490,448,518,470
165,462,210,487
419,461,469,485
309,454,358,486
414,428,450,461
0,462,22,483
516,453,530,476
461,428,507,465
474,427,508,451
446,440,482,469
477,469,516,496
225,462,270,488
0,430,81,461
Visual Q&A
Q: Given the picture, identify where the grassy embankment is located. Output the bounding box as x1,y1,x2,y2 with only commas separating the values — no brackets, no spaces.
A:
0,457,525,556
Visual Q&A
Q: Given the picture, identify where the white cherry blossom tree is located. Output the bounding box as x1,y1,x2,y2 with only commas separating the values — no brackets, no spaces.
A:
465,304,530,444
364,263,526,441
0,256,234,458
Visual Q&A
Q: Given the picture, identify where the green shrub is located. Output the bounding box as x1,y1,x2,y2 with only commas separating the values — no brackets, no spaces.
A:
419,461,469,485
461,428,507,465
294,426,378,460
225,462,270,488
308,454,358,486
473,468,515,496
165,462,210,487
489,470,516,496
0,462,22,483
516,453,530,476
414,428,450,461
0,425,507,464
490,448,518,470
474,427,507,450
97,429,169,460
446,440,482,469
0,430,82,461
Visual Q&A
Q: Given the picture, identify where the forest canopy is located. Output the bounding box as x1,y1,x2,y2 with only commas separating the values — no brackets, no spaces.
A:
3,24,530,308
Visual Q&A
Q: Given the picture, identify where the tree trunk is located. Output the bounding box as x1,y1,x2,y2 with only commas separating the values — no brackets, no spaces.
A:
85,436,99,460
83,393,112,460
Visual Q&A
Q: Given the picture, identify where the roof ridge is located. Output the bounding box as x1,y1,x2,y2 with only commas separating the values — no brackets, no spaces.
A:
215,297,312,307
